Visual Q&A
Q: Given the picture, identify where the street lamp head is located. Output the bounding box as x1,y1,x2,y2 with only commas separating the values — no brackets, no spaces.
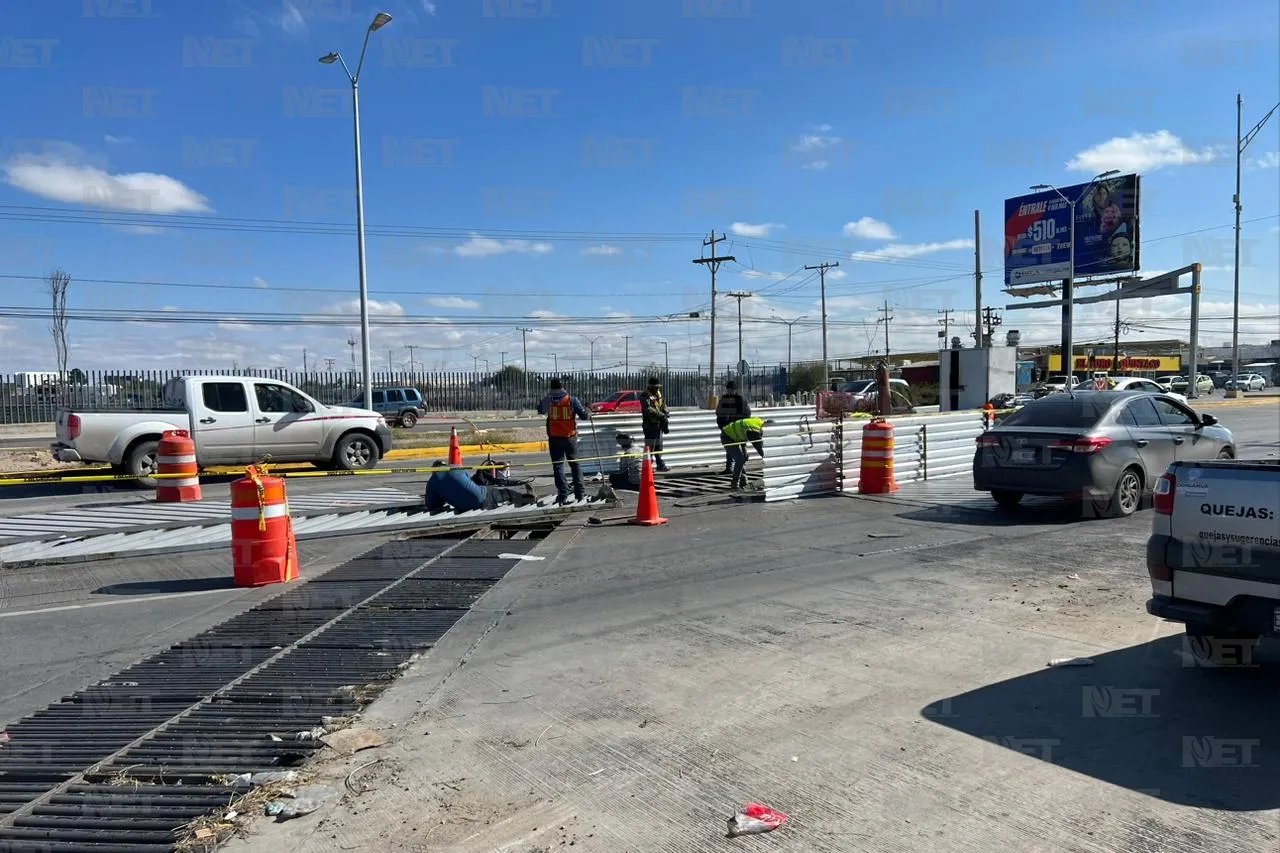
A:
369,11,393,30
1030,183,1050,191
318,52,340,64
1097,169,1120,179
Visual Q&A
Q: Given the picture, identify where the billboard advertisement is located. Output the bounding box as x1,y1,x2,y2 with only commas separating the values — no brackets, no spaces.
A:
1004,174,1140,287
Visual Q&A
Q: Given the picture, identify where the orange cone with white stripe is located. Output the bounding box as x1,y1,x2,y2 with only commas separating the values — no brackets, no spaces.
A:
629,446,668,527
448,427,463,466
230,466,299,587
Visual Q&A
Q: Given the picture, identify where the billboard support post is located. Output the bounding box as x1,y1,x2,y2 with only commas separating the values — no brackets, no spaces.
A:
1189,263,1201,401
974,209,983,349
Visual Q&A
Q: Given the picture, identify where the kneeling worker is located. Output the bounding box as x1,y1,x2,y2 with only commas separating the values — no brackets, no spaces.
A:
425,461,534,513
608,432,643,491
721,416,766,491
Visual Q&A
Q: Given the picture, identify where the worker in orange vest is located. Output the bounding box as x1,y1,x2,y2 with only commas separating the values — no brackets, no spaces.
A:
982,401,996,430
537,378,591,504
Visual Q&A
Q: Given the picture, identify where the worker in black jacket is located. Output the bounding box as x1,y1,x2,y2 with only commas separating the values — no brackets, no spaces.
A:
714,380,751,475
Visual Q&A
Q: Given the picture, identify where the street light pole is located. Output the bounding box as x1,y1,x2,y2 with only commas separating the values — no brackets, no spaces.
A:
658,340,669,376
726,291,753,381
1030,169,1119,383
320,11,393,412
782,315,806,376
583,335,600,374
1228,93,1280,398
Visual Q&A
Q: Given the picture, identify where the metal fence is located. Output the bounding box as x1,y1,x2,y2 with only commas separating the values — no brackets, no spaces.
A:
0,367,802,425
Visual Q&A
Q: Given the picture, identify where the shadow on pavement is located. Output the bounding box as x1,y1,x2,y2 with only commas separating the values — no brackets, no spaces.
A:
93,577,238,596
923,635,1280,811
894,499,1113,527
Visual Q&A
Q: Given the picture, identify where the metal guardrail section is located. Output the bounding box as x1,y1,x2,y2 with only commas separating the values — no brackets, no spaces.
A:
0,487,421,545
581,405,820,475
0,496,606,568
760,412,840,502
0,532,549,849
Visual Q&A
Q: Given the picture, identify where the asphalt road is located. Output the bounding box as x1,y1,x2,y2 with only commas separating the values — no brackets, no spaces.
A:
4,464,1278,851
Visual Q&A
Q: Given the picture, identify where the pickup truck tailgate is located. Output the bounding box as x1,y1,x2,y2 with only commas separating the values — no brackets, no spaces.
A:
1167,462,1280,598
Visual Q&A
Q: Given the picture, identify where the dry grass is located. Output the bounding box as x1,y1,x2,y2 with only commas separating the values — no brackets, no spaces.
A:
173,778,299,853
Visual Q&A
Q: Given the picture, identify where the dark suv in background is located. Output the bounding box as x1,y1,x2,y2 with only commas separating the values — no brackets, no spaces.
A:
350,387,426,428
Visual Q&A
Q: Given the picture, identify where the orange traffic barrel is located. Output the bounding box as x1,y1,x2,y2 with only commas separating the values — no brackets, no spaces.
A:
858,419,900,494
156,430,201,502
230,466,299,588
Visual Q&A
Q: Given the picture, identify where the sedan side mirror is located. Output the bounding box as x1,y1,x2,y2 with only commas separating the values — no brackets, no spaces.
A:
1199,413,1217,427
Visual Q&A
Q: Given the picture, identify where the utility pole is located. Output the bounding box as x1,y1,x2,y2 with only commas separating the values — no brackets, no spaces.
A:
804,261,839,389
726,291,753,380
658,340,669,377
552,353,558,373
877,301,894,360
303,349,308,372
517,326,532,402
1228,93,1280,398
692,230,736,400
323,357,336,370
403,344,419,374
937,309,953,349
500,351,507,369
622,335,632,374
782,316,806,376
1113,283,1123,369
388,349,393,372
973,210,983,349
981,306,1002,348
471,354,478,372
347,335,357,367
582,335,600,374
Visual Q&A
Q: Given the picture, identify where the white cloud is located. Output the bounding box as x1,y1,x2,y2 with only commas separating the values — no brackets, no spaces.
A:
1249,151,1279,169
422,0,437,12
217,320,254,332
252,276,269,289
852,238,975,261
425,296,481,310
826,268,848,281
116,224,165,235
530,309,562,319
606,311,632,319
103,135,131,145
581,244,622,256
1066,130,1218,173
741,269,792,281
730,222,782,238
792,129,844,170
328,299,405,316
2,150,211,214
277,0,308,35
843,217,897,240
454,235,553,257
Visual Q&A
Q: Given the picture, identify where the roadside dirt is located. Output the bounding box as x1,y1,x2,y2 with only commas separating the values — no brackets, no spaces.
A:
0,448,84,474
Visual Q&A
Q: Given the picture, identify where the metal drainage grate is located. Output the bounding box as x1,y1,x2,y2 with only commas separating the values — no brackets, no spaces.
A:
0,524,555,852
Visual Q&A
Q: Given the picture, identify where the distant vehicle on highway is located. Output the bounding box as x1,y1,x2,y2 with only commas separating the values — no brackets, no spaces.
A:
349,387,427,427
1146,459,1280,666
1169,374,1215,395
1224,373,1267,392
973,390,1235,517
54,376,392,485
1074,376,1190,406
1041,375,1079,393
590,390,644,415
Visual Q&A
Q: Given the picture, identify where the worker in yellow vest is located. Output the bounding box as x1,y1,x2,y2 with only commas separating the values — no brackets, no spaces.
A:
721,416,765,491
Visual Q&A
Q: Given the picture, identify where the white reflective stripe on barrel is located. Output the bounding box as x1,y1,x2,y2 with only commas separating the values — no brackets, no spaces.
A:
158,454,197,465
157,477,201,489
231,503,289,521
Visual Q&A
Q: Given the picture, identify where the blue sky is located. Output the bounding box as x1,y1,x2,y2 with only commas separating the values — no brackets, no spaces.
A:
1,0,1277,374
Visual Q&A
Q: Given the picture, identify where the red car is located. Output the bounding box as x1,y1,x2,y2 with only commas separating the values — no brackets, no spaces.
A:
590,390,644,414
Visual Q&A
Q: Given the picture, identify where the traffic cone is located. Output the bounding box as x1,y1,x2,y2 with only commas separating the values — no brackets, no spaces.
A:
448,426,463,466
630,445,668,527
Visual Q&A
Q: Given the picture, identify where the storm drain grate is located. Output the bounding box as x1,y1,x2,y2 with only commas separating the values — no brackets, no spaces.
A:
0,525,552,850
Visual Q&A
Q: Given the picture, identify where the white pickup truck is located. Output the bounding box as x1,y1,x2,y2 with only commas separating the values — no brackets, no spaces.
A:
1147,459,1280,666
53,375,394,483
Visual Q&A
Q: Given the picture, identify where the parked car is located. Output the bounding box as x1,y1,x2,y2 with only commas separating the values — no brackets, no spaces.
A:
1145,459,1280,666
590,390,645,415
349,387,427,427
1224,373,1267,392
972,390,1235,517
1155,375,1180,391
1075,376,1190,406
1169,374,1215,395
54,375,393,485
1042,375,1079,393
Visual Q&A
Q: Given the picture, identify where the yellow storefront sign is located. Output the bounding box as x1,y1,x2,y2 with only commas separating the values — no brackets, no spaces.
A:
1048,355,1181,373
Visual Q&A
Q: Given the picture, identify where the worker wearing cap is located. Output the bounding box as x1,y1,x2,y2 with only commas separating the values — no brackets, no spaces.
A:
608,432,643,491
714,380,752,475
537,378,591,504
721,416,765,491
639,377,670,472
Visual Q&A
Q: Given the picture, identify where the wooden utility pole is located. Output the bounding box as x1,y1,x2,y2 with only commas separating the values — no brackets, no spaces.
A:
804,261,839,389
936,309,953,349
981,306,1003,347
692,230,735,401
622,334,632,373
403,344,420,374
877,301,894,360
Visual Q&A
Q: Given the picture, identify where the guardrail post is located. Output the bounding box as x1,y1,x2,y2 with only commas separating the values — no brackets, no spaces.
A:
920,423,929,481
834,414,844,492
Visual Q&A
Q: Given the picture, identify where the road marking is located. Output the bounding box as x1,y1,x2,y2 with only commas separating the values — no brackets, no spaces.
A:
0,587,241,621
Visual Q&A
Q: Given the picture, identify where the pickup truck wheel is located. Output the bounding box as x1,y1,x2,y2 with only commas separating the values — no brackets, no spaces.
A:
1216,448,1234,460
126,439,160,488
991,490,1022,509
1185,626,1260,668
399,411,418,429
334,432,380,471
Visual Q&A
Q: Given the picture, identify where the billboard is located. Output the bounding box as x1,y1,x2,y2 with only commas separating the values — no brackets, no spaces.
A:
1004,173,1140,287
1047,354,1179,373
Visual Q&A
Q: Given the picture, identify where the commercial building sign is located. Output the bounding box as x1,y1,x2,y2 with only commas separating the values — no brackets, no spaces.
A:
1048,355,1180,373
1004,173,1141,287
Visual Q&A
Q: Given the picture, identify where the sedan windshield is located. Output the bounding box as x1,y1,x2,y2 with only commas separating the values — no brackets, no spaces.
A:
997,396,1111,429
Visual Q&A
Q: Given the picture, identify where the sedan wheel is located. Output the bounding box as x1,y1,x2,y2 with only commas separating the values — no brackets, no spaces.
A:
1109,468,1143,518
